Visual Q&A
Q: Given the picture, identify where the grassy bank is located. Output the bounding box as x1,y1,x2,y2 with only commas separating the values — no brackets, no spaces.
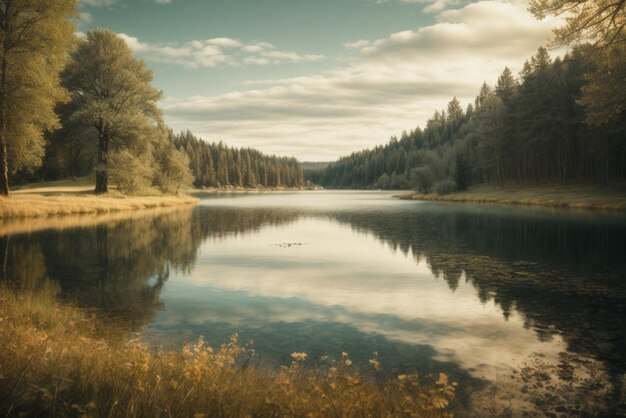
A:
397,183,626,211
0,179,197,218
0,285,456,418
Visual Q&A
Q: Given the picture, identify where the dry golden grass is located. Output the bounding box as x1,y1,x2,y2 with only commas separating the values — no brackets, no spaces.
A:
0,285,456,418
0,178,197,219
398,183,626,211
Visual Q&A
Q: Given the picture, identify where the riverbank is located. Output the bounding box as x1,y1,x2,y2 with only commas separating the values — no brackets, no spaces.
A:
396,183,626,211
0,284,455,418
0,179,197,218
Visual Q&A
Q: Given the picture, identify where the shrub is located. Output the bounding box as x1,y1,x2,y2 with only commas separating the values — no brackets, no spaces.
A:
411,167,435,194
434,179,457,195
155,148,193,194
108,149,153,194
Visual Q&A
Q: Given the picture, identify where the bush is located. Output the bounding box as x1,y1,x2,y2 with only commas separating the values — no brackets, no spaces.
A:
411,167,435,194
433,179,457,195
155,148,193,194
108,149,153,194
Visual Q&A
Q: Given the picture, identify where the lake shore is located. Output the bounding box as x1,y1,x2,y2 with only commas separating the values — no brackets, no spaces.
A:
395,183,626,211
0,179,197,219
190,185,322,197
0,284,455,418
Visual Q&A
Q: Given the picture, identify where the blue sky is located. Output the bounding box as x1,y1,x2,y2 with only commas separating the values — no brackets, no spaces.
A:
78,0,561,160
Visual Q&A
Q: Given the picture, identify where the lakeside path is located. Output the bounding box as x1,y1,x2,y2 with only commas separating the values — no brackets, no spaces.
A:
0,179,197,219
395,183,626,211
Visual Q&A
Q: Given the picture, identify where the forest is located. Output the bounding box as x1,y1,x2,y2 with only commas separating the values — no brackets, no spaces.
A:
0,2,303,196
172,131,304,189
305,46,626,191
1,0,623,196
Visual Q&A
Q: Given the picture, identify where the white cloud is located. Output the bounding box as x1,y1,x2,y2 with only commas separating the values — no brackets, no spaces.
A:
77,11,93,24
81,0,171,6
118,34,325,69
343,40,371,49
161,0,561,161
80,0,116,6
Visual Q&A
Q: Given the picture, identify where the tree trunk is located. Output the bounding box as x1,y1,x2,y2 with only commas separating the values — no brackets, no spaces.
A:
95,132,109,193
0,133,8,196
0,20,9,197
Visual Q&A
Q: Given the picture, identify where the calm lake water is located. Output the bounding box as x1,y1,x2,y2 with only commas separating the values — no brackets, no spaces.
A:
2,191,626,416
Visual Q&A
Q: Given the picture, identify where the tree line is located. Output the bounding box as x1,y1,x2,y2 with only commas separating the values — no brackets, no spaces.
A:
172,130,304,189
0,3,304,196
306,46,626,191
307,0,625,192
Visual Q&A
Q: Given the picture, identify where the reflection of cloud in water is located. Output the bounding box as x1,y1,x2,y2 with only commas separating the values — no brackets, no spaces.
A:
155,217,568,379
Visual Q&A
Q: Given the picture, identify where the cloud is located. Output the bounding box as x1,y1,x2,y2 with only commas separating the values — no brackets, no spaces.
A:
77,11,93,24
80,0,116,6
81,0,170,6
118,34,324,69
343,40,371,49
161,0,562,161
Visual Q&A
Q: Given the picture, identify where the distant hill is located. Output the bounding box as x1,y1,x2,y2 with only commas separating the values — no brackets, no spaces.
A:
300,161,331,171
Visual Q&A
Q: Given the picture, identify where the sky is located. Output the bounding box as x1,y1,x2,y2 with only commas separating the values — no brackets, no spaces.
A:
78,0,563,161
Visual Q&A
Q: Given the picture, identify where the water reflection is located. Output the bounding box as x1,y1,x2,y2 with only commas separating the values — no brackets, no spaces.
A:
2,192,625,415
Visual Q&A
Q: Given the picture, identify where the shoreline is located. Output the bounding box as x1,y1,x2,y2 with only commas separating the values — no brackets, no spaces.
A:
0,285,455,418
190,185,321,196
394,183,626,212
0,180,197,219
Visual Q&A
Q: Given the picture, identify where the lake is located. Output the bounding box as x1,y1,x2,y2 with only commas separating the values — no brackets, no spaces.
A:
2,191,626,416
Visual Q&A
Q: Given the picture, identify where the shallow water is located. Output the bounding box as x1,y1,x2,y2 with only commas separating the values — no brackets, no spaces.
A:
2,191,626,415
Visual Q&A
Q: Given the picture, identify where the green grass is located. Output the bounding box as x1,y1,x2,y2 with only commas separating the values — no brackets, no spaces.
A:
0,285,456,418
398,183,626,211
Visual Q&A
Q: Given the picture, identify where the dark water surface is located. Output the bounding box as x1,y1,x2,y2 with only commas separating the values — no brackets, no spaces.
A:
2,191,626,416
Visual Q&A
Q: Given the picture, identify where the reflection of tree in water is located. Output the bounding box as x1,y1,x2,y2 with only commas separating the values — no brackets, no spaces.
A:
195,206,299,240
0,206,298,330
328,208,626,414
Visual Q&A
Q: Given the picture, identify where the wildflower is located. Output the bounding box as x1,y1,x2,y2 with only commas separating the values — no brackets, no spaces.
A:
291,352,308,362
435,372,448,386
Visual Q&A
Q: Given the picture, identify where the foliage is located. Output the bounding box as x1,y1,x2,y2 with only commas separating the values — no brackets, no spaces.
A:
454,153,470,191
172,130,304,189
529,0,624,48
61,29,162,193
530,0,625,123
154,145,193,194
108,149,154,194
411,167,435,194
0,0,77,195
307,47,626,188
433,179,457,195
0,285,456,418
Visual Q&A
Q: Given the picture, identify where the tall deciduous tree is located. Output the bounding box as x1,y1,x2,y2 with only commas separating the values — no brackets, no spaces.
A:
0,0,76,196
63,29,162,193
